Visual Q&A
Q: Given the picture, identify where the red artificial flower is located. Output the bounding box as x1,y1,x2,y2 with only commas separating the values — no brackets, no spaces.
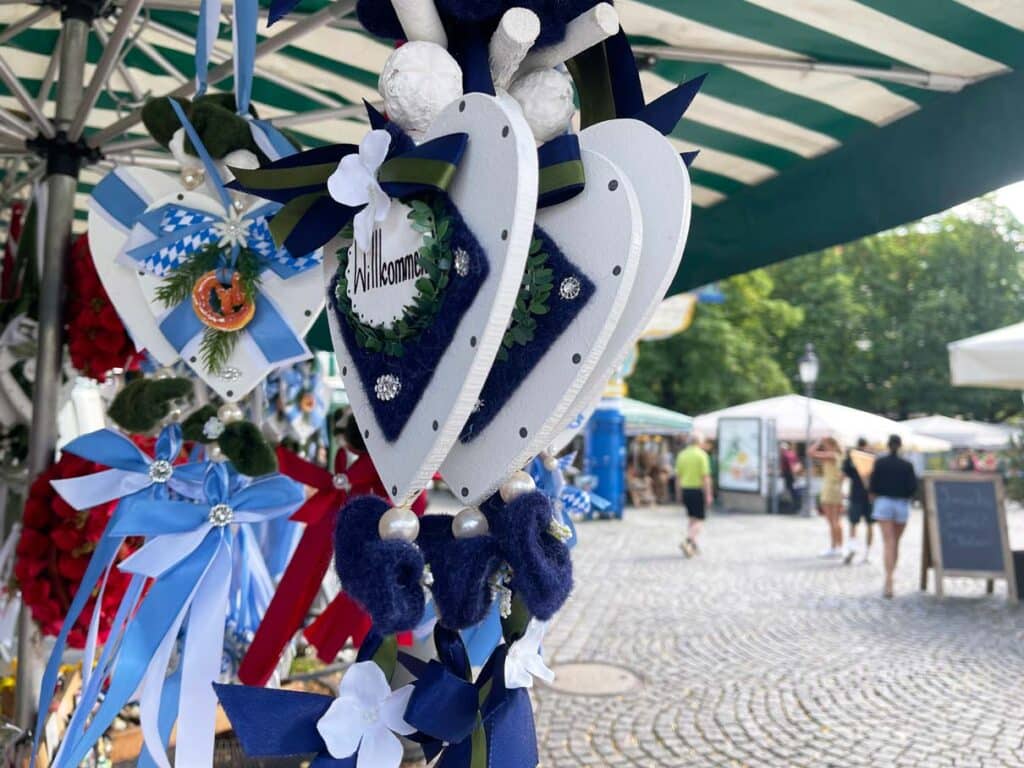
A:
64,234,137,382
14,452,140,649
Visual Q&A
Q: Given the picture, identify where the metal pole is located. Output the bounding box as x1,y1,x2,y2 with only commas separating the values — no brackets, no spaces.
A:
803,386,813,517
14,13,89,731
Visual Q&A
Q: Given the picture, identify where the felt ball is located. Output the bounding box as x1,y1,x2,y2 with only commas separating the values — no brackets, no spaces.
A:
452,506,490,538
508,68,575,143
499,470,537,503
379,41,464,137
378,506,420,542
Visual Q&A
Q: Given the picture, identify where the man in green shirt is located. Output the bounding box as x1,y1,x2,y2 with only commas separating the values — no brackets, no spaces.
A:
675,432,713,557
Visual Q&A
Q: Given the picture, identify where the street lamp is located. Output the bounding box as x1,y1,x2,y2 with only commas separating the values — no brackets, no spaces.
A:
798,343,819,516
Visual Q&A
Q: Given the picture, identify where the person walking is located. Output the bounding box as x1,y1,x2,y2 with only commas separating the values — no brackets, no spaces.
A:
779,441,803,513
869,434,918,598
676,432,713,557
808,437,844,558
842,438,873,564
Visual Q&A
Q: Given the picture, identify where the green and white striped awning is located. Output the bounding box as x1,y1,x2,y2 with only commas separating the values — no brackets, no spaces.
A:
0,0,1022,289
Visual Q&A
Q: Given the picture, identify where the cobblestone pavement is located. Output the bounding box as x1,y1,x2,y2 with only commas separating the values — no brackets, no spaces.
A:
533,505,1024,767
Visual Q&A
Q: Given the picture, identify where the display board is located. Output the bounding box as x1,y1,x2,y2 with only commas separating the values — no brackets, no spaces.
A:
716,417,762,494
920,473,1016,604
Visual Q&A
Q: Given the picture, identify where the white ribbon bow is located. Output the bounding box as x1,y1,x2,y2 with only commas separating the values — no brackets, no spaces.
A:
326,129,393,253
317,661,415,768
504,618,556,690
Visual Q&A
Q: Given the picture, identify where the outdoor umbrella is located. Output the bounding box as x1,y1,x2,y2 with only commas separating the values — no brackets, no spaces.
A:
948,321,1024,390
693,394,952,452
901,414,1018,450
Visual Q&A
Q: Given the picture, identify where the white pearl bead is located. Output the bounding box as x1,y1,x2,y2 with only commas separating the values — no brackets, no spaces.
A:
499,470,536,503
164,406,182,424
378,507,420,543
208,443,225,462
452,507,489,539
217,402,244,424
541,452,558,471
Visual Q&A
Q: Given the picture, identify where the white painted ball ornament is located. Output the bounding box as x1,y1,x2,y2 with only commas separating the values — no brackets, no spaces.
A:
499,470,537,503
452,506,490,539
217,402,245,424
508,68,575,143
379,41,464,138
378,506,420,542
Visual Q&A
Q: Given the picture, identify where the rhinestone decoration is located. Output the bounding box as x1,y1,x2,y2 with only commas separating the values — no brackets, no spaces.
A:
548,518,573,543
148,460,173,484
332,473,351,492
220,366,242,381
559,276,581,300
209,503,234,527
472,399,484,414
421,564,435,588
374,374,402,401
203,417,225,440
453,248,470,277
489,566,514,618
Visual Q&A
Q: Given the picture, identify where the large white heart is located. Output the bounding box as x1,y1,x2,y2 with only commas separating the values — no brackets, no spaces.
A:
549,118,693,451
326,92,538,506
441,146,642,504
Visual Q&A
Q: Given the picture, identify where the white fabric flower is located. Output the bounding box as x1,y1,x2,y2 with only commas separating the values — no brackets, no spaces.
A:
316,661,415,768
202,417,225,440
327,129,392,253
504,619,555,690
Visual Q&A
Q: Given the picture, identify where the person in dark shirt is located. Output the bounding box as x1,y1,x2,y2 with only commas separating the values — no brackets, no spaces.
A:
868,434,918,598
842,437,873,565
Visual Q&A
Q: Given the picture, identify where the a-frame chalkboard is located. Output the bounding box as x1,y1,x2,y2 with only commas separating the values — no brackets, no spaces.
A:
920,472,1017,604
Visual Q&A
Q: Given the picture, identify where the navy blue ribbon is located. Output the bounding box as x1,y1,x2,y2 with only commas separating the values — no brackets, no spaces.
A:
537,134,586,209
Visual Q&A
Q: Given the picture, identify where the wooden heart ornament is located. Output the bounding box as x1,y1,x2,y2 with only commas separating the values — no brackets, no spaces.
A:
325,92,539,506
549,117,693,450
90,167,324,402
441,141,642,504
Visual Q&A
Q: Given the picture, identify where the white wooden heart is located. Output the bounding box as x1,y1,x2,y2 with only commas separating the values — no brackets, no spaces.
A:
326,91,538,506
441,146,642,504
128,189,323,402
87,167,182,365
549,118,693,452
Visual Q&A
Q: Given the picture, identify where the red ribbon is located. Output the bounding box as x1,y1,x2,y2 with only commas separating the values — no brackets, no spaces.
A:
239,447,425,685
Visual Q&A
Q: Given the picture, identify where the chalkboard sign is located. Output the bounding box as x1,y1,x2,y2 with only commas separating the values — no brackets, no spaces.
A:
920,473,1017,604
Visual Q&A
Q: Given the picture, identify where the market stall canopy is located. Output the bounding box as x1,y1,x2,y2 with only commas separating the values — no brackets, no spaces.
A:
1,0,1022,291
948,321,1024,390
901,415,1018,450
618,396,692,437
693,394,951,452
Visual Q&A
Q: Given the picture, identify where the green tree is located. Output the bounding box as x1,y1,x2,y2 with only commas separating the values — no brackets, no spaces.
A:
628,271,803,415
768,200,1024,421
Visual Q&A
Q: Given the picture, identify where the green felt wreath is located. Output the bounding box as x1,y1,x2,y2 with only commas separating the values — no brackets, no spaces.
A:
333,196,453,358
497,236,552,362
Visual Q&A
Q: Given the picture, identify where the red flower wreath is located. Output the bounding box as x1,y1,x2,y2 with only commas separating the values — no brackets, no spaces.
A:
65,234,138,382
13,453,139,649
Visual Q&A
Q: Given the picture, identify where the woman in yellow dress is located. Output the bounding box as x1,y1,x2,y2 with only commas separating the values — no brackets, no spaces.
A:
809,436,845,558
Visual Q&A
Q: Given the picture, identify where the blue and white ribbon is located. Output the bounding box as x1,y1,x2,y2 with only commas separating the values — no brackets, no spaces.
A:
51,462,304,768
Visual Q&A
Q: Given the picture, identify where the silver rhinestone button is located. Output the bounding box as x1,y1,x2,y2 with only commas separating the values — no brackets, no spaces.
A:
332,473,351,491
453,248,470,277
220,366,242,381
149,460,173,484
559,276,581,300
209,503,234,527
374,374,401,401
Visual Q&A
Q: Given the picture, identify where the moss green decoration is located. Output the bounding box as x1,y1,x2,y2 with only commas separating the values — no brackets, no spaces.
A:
189,99,262,159
108,377,193,434
219,421,278,476
141,97,191,149
497,236,552,362
333,196,453,358
181,404,219,442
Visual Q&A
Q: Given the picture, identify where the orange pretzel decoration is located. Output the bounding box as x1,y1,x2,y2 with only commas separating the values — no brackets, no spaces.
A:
191,270,256,332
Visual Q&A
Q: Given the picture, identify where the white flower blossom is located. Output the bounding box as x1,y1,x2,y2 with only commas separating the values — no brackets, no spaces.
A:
327,129,392,253
504,619,555,690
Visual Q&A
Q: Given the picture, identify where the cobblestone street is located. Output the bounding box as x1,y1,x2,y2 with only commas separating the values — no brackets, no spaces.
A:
534,505,1024,767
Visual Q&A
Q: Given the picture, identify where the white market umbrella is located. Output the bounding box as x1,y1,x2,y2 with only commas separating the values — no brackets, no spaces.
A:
948,322,1024,390
901,415,1018,450
693,394,951,453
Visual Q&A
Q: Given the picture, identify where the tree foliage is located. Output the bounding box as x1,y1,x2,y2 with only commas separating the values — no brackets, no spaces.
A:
630,199,1024,422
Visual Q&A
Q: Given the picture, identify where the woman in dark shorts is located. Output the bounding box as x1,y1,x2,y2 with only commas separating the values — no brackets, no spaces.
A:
842,438,873,564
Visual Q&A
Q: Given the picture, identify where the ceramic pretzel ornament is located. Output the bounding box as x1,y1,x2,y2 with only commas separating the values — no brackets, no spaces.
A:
323,92,539,505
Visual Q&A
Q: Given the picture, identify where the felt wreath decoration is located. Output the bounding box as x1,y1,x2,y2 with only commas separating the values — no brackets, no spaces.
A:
13,453,139,648
332,195,454,358
66,234,137,382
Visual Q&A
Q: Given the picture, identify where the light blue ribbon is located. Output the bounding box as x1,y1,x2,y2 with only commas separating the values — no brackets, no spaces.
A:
52,463,304,768
31,426,206,768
